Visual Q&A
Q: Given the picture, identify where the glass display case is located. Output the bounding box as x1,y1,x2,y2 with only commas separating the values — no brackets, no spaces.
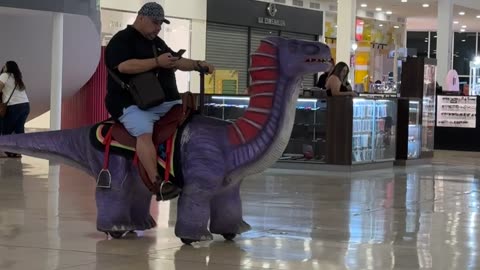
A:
352,98,397,164
421,63,437,156
407,100,421,159
469,61,480,96
203,95,327,162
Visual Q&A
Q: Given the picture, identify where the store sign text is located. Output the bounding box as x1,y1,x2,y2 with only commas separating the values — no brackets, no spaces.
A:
257,17,286,27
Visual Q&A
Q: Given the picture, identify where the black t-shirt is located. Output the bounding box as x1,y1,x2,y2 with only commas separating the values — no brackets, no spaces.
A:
104,25,181,119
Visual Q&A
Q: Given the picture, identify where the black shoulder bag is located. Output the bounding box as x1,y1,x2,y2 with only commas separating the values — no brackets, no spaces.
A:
107,44,165,110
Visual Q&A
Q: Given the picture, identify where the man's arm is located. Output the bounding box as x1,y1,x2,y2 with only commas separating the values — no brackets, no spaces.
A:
117,58,159,74
174,58,215,74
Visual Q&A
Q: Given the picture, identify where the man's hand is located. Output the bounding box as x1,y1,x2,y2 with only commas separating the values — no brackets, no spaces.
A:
197,61,215,74
156,53,179,69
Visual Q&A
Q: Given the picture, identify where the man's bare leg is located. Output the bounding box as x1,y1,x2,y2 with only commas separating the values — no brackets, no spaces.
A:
136,133,181,200
136,133,158,183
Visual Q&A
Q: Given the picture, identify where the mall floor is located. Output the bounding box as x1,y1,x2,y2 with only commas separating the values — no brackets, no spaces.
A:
0,151,480,270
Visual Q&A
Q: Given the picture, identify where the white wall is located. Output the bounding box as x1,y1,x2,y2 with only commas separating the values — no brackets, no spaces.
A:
0,7,101,130
100,0,207,93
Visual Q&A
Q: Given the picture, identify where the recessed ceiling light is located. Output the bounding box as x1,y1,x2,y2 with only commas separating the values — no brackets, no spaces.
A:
376,7,382,11
386,11,393,14
462,25,467,28
462,40,466,42
460,29,466,32
477,15,480,18
453,21,459,24
401,0,407,2
459,11,465,15
379,24,383,27
394,25,400,29
422,4,429,7
361,3,367,7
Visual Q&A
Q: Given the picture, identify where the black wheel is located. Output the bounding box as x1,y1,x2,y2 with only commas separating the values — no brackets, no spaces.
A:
109,231,126,239
222,233,236,241
181,238,195,245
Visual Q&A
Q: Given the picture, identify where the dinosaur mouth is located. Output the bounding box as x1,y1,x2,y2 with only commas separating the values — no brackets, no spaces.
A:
305,58,330,63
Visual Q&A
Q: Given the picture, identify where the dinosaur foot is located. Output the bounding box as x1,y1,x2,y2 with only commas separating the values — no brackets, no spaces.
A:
176,229,213,244
106,231,127,239
222,233,236,241
210,220,252,236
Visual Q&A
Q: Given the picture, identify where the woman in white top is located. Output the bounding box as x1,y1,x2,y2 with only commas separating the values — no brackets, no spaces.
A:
0,61,30,149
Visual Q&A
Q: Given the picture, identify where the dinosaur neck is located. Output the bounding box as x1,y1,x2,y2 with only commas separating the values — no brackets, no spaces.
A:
228,41,301,172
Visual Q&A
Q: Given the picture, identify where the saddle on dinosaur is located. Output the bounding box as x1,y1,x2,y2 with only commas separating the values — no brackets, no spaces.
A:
90,92,196,198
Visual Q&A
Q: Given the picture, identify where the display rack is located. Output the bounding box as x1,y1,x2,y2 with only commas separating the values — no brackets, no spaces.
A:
437,96,477,128
470,61,480,96
352,99,397,163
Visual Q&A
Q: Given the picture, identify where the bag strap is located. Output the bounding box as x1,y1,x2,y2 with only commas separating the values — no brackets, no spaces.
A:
107,67,130,90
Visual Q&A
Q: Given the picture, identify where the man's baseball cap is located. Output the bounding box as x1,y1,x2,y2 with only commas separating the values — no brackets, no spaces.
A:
138,2,170,24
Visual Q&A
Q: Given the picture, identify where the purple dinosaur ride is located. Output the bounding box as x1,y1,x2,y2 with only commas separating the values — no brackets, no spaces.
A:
0,37,332,243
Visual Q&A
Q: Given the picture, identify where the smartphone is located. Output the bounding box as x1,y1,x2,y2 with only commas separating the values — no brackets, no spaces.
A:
173,49,186,58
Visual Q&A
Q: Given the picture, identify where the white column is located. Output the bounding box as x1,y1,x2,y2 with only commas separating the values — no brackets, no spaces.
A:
50,13,63,130
336,0,356,64
436,0,453,88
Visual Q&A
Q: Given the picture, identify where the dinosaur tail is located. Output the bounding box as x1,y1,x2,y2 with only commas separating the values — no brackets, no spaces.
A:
0,127,94,171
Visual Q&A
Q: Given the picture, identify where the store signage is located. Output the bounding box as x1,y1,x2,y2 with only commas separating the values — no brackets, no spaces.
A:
257,3,286,27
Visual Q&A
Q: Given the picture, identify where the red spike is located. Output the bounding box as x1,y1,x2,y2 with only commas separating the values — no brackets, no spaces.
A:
250,69,279,81
257,41,277,55
249,84,275,94
249,96,273,109
251,55,277,67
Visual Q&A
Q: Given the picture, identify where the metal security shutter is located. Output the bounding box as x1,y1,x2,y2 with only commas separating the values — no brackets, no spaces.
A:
280,31,318,88
206,23,249,94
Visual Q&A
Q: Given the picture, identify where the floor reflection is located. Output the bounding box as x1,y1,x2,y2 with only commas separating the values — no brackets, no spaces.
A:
1,152,480,269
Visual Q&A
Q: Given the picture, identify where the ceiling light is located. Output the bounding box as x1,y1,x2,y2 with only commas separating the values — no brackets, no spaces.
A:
361,3,367,7
401,0,407,2
462,40,466,42
394,25,400,29
386,11,393,14
462,25,467,28
459,11,465,15
379,24,383,27
460,29,466,32
422,4,429,7
376,7,382,11
477,15,480,18
453,21,459,24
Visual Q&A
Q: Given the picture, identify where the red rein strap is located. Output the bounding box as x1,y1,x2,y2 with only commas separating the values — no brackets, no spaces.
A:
163,136,173,183
102,126,114,170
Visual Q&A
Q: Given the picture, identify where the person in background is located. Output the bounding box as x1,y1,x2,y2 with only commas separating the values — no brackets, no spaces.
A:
0,61,30,158
325,61,356,97
316,58,335,89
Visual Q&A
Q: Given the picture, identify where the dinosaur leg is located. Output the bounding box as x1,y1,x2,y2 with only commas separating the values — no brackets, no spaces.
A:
95,172,155,235
209,181,251,237
174,186,214,242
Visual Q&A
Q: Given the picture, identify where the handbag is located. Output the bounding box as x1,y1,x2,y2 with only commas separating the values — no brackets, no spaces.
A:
0,82,16,118
108,44,165,110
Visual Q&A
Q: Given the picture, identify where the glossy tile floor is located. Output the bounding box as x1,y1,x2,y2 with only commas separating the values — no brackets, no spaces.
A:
1,151,480,269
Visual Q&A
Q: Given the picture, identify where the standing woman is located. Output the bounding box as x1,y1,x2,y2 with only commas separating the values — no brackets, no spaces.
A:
0,61,30,156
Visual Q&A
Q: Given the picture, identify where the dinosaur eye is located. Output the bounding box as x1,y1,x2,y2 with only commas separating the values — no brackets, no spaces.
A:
302,44,320,55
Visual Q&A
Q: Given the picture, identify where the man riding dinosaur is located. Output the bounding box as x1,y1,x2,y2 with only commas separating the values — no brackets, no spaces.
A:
105,2,215,200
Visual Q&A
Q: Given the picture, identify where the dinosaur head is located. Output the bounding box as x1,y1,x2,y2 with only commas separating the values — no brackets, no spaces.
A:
266,36,332,78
